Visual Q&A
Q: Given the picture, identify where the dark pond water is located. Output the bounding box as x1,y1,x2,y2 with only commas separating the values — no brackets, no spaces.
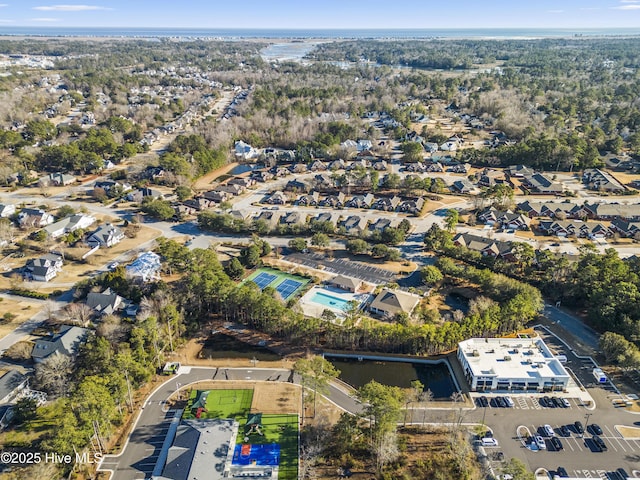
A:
443,292,470,313
327,356,457,399
229,164,259,175
200,333,281,361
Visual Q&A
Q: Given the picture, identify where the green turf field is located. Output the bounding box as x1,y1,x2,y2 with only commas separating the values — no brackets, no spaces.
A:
183,389,253,420
237,414,299,480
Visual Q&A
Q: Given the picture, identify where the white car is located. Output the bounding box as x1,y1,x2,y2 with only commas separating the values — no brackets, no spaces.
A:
560,398,570,408
543,424,555,437
504,396,514,407
481,437,499,447
534,435,547,450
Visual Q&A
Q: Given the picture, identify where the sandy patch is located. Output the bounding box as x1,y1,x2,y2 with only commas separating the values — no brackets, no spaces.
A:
0,298,41,339
192,162,239,191
615,425,640,439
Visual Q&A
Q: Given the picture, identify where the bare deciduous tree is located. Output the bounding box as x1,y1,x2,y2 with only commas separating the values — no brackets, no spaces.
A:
35,353,74,397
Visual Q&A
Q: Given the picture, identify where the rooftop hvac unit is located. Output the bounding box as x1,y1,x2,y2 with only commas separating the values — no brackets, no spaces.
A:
473,350,480,357
504,355,511,361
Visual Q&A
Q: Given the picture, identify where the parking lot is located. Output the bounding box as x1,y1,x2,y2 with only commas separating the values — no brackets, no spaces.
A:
285,251,397,284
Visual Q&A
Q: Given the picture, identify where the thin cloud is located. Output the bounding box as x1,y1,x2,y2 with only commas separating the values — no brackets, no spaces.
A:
33,5,112,12
30,17,60,22
547,9,564,13
613,4,640,8
0,19,14,23
621,0,640,3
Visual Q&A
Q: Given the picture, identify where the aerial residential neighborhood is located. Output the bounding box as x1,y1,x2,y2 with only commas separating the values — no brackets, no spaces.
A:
0,10,638,480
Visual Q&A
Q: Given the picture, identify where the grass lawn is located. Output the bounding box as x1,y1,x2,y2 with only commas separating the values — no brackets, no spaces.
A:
243,267,310,300
237,414,299,480
183,389,253,420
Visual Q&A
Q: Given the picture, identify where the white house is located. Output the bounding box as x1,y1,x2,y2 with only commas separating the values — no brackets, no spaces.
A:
25,253,63,282
126,251,161,282
87,223,125,248
0,204,16,218
42,214,95,239
234,140,258,160
18,209,54,228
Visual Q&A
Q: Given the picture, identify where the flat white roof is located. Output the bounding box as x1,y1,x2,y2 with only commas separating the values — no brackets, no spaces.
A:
458,337,570,382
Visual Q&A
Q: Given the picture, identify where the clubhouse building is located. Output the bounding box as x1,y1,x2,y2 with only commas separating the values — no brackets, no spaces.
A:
457,337,570,392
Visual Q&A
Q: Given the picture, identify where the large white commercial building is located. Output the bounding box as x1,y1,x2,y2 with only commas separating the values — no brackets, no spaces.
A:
457,337,570,392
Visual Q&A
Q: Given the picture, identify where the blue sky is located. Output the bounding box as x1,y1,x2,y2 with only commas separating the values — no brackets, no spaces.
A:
0,1,639,28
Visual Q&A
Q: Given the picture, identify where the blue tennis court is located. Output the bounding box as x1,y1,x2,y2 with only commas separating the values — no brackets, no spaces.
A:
276,279,303,300
232,443,280,466
252,272,277,289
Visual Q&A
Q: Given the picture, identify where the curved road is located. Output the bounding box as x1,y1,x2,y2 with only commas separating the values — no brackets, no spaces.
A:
98,366,361,480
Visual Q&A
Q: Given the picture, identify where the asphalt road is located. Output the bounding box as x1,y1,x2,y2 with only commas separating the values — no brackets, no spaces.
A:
98,367,361,480
542,303,600,354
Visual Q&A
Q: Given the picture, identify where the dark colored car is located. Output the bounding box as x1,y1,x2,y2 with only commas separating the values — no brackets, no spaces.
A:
556,467,569,478
593,435,607,451
551,397,562,408
540,396,550,407
559,425,571,437
574,421,584,434
589,424,603,436
496,396,506,408
616,468,630,479
550,436,564,451
479,396,489,407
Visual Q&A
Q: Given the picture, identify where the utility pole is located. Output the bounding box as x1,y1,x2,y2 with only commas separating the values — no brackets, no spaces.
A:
583,413,592,438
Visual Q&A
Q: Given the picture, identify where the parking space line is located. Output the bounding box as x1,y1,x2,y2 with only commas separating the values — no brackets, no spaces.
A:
604,425,627,452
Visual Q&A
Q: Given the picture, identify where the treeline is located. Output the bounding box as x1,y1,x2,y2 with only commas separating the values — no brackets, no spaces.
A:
424,224,640,341
156,238,542,355
159,134,226,180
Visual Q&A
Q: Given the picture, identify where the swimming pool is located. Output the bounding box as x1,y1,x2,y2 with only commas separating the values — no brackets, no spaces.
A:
310,291,350,311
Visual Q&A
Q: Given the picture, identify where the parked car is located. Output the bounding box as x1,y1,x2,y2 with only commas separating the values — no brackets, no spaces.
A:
550,436,563,451
542,396,552,407
544,424,555,437
574,421,584,434
617,468,630,479
479,396,489,407
556,466,569,477
559,425,571,437
592,435,607,451
504,396,514,407
481,437,499,447
589,424,603,436
551,397,561,408
534,435,547,450
496,396,506,408
560,398,571,408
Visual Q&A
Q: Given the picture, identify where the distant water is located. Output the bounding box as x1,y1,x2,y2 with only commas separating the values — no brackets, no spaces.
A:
0,27,639,39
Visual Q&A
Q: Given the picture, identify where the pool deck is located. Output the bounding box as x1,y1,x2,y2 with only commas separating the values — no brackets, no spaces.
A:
298,285,370,322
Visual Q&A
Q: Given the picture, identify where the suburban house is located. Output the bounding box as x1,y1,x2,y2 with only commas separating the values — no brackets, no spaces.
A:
311,212,338,227
398,198,425,215
320,192,346,208
280,211,303,226
346,194,375,209
521,173,565,194
329,275,363,293
405,162,425,172
372,160,388,171
369,288,421,318
357,139,373,152
610,219,640,238
202,191,229,203
25,253,63,282
126,251,162,282
537,220,612,239
38,172,76,187
31,325,89,363
452,233,515,260
313,173,334,190
309,160,328,171
94,180,132,195
451,179,475,194
583,168,626,193
213,184,244,196
86,287,136,316
18,208,54,228
251,170,274,183
517,201,587,219
328,159,347,170
448,163,470,173
425,162,444,173
373,196,401,211
265,191,287,205
87,223,125,248
290,163,308,174
284,179,310,193
340,215,368,233
234,140,258,160
478,207,530,230
0,204,15,218
477,169,505,188
126,187,164,203
254,211,281,229
227,177,255,189
369,218,396,232
42,214,95,239
0,370,28,405
583,203,640,221
297,192,320,206
505,165,534,178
